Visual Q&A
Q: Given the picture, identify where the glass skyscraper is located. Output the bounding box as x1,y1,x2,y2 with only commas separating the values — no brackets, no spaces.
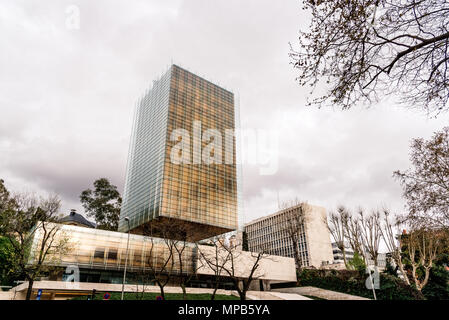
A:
119,65,238,241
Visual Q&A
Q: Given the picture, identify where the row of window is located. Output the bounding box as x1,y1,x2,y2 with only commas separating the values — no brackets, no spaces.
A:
171,67,233,101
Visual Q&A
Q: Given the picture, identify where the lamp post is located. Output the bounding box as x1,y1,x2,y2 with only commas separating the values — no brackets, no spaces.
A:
121,217,131,301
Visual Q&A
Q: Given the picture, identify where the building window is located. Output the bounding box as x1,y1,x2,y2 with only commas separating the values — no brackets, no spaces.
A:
94,248,105,264
107,249,118,263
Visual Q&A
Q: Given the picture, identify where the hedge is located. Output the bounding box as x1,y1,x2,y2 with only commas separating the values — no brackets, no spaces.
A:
297,269,424,300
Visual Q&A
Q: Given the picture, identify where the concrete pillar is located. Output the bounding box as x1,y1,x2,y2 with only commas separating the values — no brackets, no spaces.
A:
262,280,271,291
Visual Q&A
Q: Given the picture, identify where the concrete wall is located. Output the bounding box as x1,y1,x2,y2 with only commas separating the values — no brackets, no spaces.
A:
27,223,296,284
303,204,334,268
6,281,240,300
196,244,297,282
245,203,334,269
0,291,15,300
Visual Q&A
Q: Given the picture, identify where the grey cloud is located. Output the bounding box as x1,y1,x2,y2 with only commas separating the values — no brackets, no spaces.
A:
1,0,448,222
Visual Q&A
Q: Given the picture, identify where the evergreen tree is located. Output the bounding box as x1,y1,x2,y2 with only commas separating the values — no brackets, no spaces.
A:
80,178,122,231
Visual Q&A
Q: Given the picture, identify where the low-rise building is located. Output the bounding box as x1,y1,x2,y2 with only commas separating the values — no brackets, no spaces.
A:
26,223,296,291
331,242,387,270
59,210,96,228
244,203,334,268
331,242,354,264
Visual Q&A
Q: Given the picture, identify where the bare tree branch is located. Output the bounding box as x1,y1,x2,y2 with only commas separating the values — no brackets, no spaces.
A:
291,0,449,115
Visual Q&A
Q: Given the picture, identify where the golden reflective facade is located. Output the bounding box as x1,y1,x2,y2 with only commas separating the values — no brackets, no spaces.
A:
29,224,297,284
30,224,196,276
119,65,238,240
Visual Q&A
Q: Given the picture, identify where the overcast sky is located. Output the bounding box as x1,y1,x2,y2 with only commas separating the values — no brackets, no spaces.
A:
1,0,448,225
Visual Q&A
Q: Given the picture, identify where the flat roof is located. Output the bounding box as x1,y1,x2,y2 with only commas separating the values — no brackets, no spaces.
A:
245,203,325,226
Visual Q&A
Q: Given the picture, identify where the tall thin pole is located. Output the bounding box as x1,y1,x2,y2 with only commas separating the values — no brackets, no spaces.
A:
362,251,377,300
121,218,131,300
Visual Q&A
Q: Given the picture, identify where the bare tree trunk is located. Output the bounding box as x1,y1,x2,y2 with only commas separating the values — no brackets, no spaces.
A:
211,282,219,300
231,280,245,301
411,265,420,290
397,260,410,286
181,283,187,300
405,228,440,291
26,278,34,300
342,246,347,267
293,242,302,276
327,207,349,268
157,281,165,300
381,210,411,286
160,286,165,300
238,281,246,301
281,201,305,273
421,267,431,289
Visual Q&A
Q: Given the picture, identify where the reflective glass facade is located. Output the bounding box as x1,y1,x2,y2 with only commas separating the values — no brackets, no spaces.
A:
29,224,195,277
119,65,238,240
119,69,171,233
29,224,296,285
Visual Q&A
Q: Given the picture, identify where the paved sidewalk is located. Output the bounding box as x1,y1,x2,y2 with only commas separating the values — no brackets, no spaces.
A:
5,281,239,300
268,292,312,300
272,286,371,300
246,291,311,300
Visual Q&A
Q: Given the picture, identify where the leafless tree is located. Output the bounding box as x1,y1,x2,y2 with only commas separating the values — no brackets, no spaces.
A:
291,0,449,115
358,209,382,267
327,206,349,266
140,218,177,300
222,244,270,301
172,222,201,300
345,211,364,256
402,228,443,291
198,238,271,301
279,199,307,272
196,238,233,300
0,192,71,300
394,127,449,229
380,209,410,285
137,218,203,300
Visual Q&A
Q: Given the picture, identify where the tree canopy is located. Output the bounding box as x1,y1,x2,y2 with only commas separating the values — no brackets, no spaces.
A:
0,180,70,299
80,178,122,231
394,127,449,228
291,0,449,115
0,236,16,286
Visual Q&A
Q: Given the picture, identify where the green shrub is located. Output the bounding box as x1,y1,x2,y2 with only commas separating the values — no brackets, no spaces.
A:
0,237,16,287
383,257,398,277
297,269,424,300
421,264,449,300
347,252,366,272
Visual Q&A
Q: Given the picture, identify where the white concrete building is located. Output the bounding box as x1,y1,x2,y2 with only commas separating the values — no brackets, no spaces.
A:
244,203,334,268
331,242,388,270
331,242,355,264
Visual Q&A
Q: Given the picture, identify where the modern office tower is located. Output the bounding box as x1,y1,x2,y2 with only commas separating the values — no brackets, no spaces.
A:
244,203,334,268
118,65,239,241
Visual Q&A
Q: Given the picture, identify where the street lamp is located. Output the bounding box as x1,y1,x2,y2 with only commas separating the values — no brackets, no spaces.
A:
121,217,131,301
